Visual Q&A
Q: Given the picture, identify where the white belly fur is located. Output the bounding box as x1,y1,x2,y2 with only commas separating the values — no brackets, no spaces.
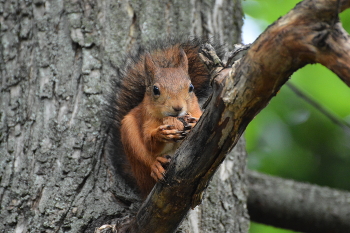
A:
161,142,181,157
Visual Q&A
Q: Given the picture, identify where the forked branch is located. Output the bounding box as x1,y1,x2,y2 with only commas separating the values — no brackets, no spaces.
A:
128,0,350,232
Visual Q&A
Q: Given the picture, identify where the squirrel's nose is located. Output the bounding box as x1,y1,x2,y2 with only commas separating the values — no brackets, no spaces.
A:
172,106,183,112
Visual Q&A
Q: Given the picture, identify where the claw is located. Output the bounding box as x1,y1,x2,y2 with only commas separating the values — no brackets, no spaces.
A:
184,125,192,130
177,117,187,126
151,155,172,181
156,124,187,142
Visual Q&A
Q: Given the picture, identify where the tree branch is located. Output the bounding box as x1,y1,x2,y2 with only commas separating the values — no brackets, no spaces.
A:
128,0,350,232
247,170,350,233
287,82,350,131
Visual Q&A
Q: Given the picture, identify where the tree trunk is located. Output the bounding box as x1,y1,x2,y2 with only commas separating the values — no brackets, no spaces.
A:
0,1,246,232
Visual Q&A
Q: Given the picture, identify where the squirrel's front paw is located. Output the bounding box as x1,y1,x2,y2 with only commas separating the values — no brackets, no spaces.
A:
157,124,186,142
150,155,171,181
179,115,199,132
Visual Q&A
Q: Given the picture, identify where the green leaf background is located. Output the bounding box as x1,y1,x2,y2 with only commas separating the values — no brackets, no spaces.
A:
242,1,350,232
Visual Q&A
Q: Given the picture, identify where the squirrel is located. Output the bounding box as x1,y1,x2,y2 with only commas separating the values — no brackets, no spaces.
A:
106,38,217,198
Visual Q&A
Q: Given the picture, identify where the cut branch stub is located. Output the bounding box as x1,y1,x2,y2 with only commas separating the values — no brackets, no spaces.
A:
128,0,350,232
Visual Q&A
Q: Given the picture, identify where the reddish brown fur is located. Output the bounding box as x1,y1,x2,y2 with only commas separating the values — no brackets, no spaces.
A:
118,42,210,197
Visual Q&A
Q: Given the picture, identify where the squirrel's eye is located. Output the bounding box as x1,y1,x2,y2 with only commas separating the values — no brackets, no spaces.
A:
153,86,160,96
189,83,194,93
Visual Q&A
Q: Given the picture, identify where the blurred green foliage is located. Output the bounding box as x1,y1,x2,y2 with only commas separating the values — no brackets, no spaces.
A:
242,0,350,232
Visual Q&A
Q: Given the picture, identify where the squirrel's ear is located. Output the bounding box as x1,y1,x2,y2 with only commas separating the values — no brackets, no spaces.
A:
144,53,157,85
178,48,189,73
144,53,156,77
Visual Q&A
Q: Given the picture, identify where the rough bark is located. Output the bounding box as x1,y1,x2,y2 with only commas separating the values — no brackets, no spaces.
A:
129,0,350,232
247,170,350,233
181,141,249,233
0,0,245,233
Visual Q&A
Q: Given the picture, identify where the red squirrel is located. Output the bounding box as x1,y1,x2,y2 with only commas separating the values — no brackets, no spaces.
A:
107,39,214,197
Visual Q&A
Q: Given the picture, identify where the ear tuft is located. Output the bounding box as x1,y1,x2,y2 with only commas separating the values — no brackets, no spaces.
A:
144,53,157,86
178,48,189,72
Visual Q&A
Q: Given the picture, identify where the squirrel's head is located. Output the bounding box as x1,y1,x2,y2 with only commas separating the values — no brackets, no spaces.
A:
144,48,197,119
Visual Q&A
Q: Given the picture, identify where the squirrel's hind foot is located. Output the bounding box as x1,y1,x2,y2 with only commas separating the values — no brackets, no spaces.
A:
150,156,171,182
